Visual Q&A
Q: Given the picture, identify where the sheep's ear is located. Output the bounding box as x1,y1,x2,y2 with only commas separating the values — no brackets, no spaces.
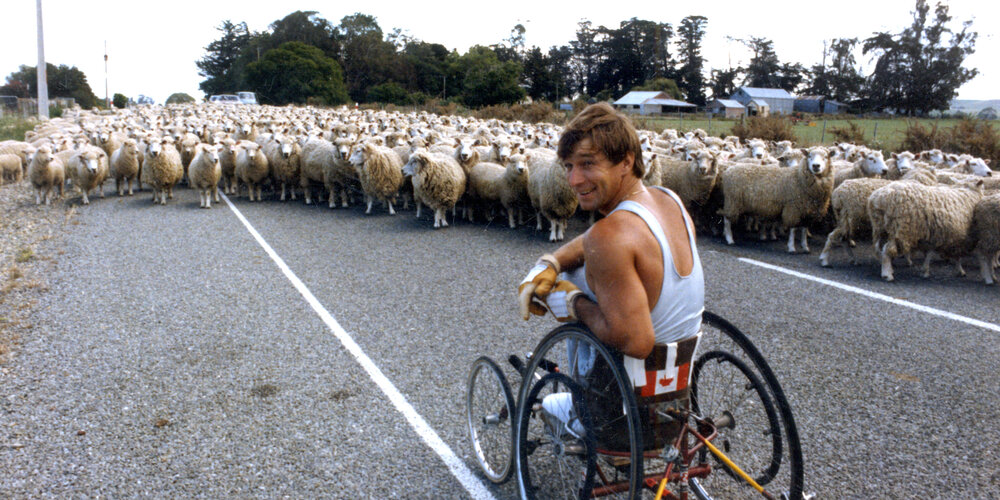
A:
985,159,992,166
800,148,809,157
891,152,898,159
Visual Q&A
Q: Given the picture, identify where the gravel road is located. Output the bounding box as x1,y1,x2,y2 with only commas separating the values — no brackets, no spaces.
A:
2,187,998,498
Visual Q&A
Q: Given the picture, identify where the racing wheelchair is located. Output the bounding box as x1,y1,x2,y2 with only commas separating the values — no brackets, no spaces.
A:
466,310,805,499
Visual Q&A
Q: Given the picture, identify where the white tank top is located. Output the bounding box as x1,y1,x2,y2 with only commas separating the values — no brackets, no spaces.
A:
563,186,704,344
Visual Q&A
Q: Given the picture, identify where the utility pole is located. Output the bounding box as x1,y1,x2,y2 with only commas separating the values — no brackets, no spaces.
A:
104,41,109,108
36,0,49,119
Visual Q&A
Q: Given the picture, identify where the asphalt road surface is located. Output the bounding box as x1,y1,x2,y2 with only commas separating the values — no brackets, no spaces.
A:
2,187,998,498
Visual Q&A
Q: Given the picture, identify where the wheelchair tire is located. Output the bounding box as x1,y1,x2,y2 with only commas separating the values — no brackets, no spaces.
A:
467,356,516,484
698,311,805,500
515,323,644,500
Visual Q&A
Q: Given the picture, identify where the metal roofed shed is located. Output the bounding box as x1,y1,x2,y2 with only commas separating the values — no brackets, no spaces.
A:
613,91,696,115
794,95,849,114
730,86,795,115
706,99,746,119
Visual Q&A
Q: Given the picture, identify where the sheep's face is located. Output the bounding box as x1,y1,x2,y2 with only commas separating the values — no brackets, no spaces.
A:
894,152,916,173
693,150,717,176
348,148,365,166
861,151,888,176
204,146,220,165
457,141,475,163
336,143,352,161
280,140,294,159
683,144,701,162
806,148,830,175
778,152,804,170
965,158,992,177
147,140,163,158
920,149,944,164
510,155,528,176
82,152,100,174
749,141,767,160
401,156,421,177
944,154,962,168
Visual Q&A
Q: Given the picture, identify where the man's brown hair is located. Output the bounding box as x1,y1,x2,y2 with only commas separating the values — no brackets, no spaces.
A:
557,102,644,178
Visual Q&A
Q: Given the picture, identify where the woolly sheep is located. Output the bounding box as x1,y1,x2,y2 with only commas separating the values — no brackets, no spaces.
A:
110,139,140,196
234,141,270,202
141,137,184,205
263,135,302,201
27,145,65,205
720,146,835,253
218,138,238,194
402,149,466,228
324,138,360,208
1,154,22,184
971,193,1000,284
66,146,110,205
659,149,721,210
526,149,578,242
188,143,222,208
818,169,938,267
868,177,984,281
465,154,530,227
349,141,404,215
299,137,335,206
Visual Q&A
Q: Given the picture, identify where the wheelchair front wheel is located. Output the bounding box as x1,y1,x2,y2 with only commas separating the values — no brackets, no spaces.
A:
467,356,516,484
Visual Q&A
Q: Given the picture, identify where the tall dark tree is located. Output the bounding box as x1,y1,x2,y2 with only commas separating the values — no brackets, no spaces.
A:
2,63,98,108
261,11,337,56
547,45,576,102
401,41,450,97
676,15,707,105
776,62,807,93
740,37,781,88
521,47,551,100
451,46,525,107
336,13,400,102
803,38,865,103
197,20,251,96
570,20,602,96
861,0,977,115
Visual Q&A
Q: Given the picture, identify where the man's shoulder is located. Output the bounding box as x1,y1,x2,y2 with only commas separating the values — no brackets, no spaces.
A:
585,210,648,251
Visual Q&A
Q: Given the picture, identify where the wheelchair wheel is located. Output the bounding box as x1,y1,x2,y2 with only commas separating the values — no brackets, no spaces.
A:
688,350,781,499
467,356,516,484
517,371,596,499
697,311,804,500
515,324,643,500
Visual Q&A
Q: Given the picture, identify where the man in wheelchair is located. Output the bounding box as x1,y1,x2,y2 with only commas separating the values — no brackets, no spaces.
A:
518,102,705,449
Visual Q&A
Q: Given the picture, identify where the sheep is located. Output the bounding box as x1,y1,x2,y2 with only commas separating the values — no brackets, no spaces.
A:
719,146,835,253
939,156,992,177
465,153,530,228
299,137,335,205
217,138,238,194
110,139,140,196
177,132,201,183
348,141,404,215
658,149,721,210
526,149,578,242
818,168,939,267
234,141,270,202
971,194,1000,284
188,144,222,208
324,138,360,208
263,135,302,201
0,154,22,184
66,147,110,205
141,137,184,205
27,145,65,205
402,149,466,228
833,149,889,188
868,177,984,281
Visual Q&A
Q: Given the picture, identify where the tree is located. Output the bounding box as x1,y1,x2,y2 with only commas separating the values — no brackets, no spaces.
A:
197,20,251,96
166,93,195,105
452,46,525,107
708,67,742,99
336,13,401,102
776,62,807,93
245,42,349,105
862,0,977,115
676,15,708,105
803,38,865,103
261,11,337,57
740,37,781,88
1,63,98,108
401,41,450,97
112,93,128,109
366,81,412,105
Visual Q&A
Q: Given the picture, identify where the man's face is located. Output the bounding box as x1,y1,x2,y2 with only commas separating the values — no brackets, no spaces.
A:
563,137,631,213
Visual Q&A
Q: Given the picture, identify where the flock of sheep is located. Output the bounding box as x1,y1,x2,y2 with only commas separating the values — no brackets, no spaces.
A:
1,103,998,286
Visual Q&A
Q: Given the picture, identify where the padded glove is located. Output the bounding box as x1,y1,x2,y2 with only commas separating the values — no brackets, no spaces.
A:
542,280,583,323
518,254,560,320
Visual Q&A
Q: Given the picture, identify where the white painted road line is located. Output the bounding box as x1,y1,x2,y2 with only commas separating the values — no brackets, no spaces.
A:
740,257,1000,333
221,194,495,500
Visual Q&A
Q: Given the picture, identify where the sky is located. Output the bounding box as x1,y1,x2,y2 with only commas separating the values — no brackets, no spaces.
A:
1,0,996,105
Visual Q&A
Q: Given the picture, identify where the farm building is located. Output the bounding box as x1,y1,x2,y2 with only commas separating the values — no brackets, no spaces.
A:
794,96,849,114
613,91,696,115
730,87,795,115
706,99,746,118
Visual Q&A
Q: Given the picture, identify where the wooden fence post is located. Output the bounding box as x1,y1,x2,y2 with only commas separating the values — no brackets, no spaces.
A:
821,120,827,144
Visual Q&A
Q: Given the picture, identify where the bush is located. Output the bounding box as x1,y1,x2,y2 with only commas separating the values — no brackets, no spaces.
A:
112,93,128,109
900,118,1000,169
829,121,867,145
366,82,414,106
165,93,195,105
48,104,63,118
730,115,797,143
900,121,947,152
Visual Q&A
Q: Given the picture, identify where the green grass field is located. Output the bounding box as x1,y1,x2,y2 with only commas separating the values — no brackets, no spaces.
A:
630,114,1000,152
0,115,36,142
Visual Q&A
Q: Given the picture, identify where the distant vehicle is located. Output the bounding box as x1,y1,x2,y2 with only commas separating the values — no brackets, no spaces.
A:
136,94,155,106
209,94,240,104
237,92,258,105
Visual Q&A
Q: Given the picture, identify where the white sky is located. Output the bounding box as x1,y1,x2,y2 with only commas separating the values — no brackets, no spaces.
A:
1,0,995,104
